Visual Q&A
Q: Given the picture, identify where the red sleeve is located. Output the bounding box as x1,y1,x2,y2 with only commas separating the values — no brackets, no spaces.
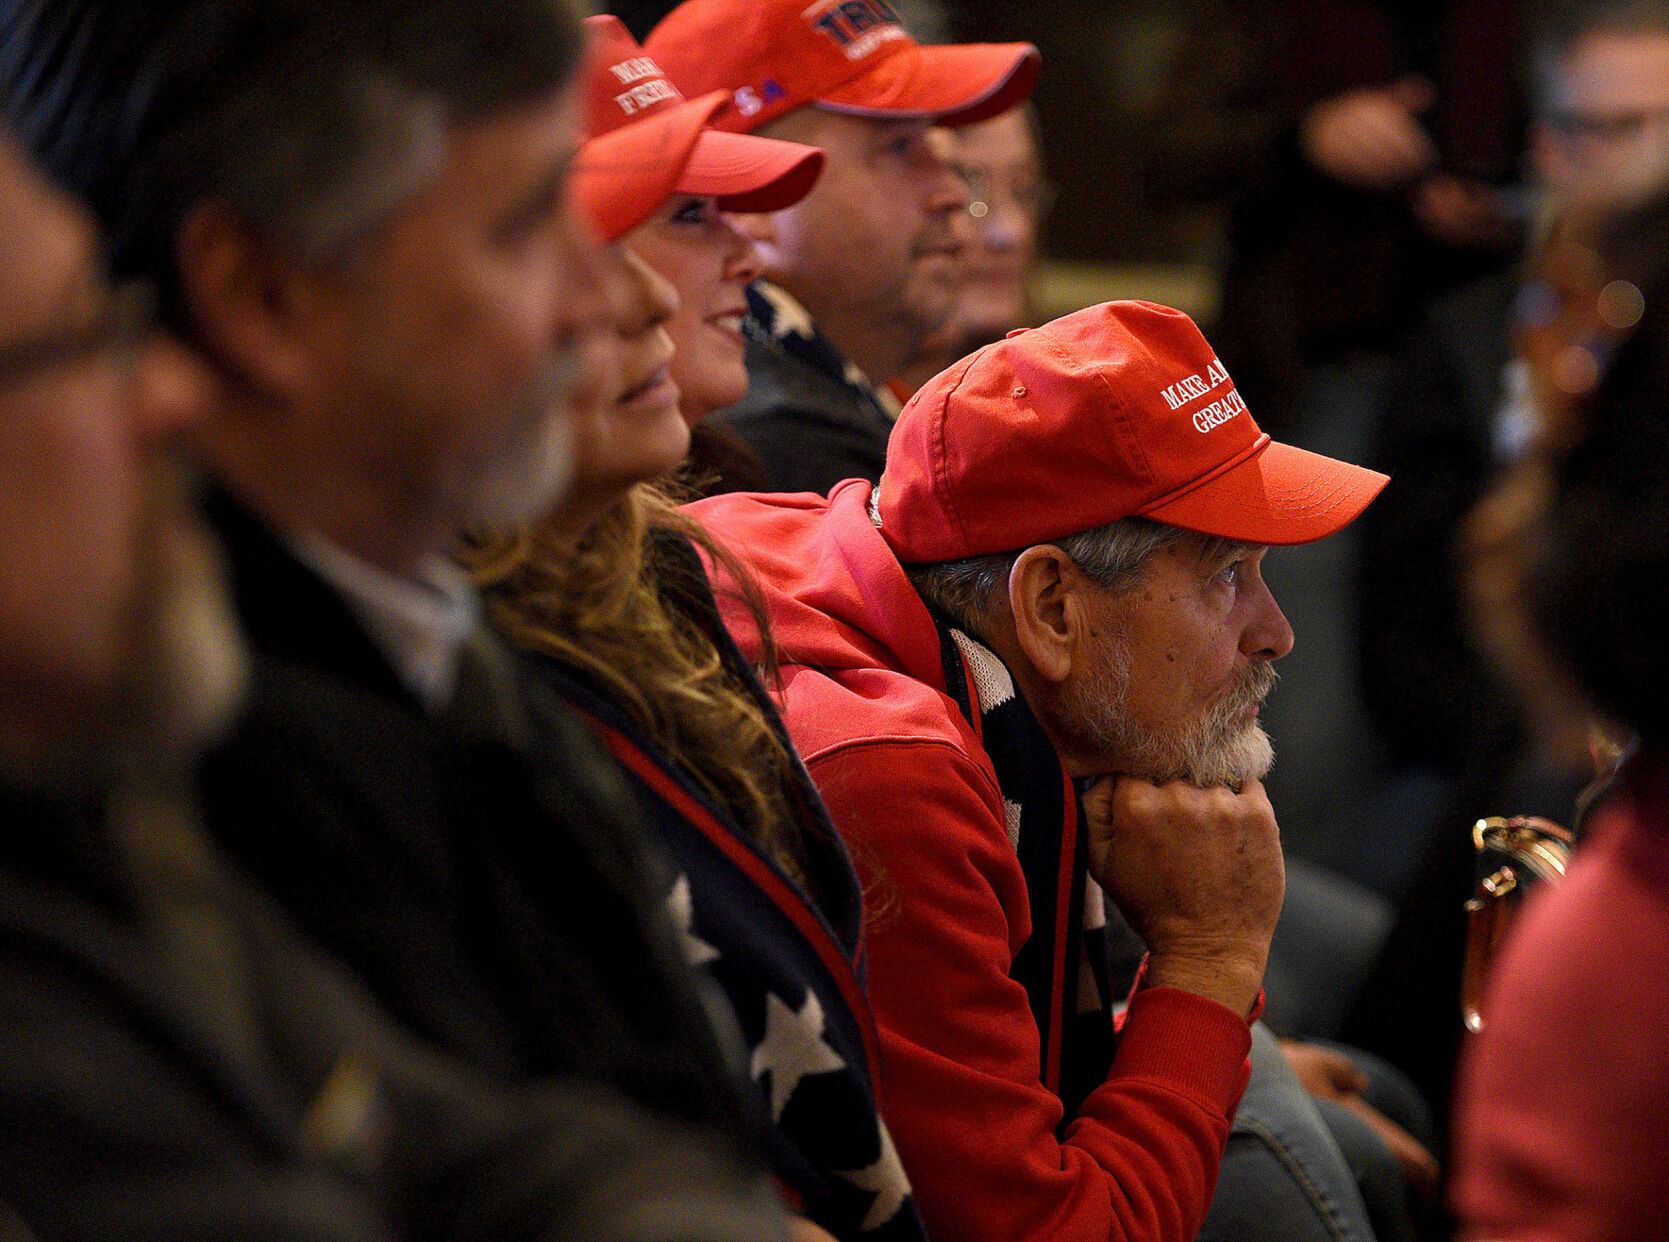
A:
810,738,1253,1242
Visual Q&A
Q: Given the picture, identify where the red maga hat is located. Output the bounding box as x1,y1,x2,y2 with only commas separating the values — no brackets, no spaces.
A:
878,300,1389,563
644,0,1038,134
574,15,826,241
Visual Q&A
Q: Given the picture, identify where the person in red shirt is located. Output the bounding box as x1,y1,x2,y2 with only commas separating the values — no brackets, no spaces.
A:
689,300,1389,1241
1450,161,1669,1242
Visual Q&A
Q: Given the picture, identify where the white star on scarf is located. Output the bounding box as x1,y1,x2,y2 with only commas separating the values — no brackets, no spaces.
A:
754,280,818,340
750,988,846,1119
665,874,720,967
834,1120,912,1231
950,628,1017,709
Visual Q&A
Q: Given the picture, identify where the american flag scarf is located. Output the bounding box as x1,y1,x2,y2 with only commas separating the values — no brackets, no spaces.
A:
932,615,1117,1117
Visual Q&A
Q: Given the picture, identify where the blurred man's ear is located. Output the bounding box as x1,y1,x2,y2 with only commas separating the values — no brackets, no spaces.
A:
174,204,321,401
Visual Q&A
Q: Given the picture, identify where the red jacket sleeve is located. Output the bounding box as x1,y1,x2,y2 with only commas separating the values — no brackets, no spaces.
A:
810,737,1253,1242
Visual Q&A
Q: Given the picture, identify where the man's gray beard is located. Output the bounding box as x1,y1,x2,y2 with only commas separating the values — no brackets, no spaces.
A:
458,355,580,529
1066,629,1278,789
127,490,250,770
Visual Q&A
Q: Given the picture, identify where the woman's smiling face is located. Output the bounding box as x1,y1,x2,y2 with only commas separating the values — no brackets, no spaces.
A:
628,194,763,425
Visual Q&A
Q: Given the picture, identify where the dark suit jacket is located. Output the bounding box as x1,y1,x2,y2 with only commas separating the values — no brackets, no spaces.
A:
716,337,892,495
0,776,783,1242
197,488,754,1142
707,283,894,496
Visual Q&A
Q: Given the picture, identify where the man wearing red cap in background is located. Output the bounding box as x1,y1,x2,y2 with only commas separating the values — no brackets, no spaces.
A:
688,301,1391,1241
645,0,1037,495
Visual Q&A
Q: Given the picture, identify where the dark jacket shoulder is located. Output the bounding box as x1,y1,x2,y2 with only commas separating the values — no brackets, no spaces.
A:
713,337,892,495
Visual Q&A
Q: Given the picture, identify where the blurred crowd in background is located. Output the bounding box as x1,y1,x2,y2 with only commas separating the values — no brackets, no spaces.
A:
5,0,1669,1239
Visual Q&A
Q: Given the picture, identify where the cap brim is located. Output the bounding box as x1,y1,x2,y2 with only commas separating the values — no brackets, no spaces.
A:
815,41,1039,127
574,91,728,241
679,130,825,212
1141,440,1389,546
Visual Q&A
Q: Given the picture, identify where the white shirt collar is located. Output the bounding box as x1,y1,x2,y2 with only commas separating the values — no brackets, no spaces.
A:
289,532,480,713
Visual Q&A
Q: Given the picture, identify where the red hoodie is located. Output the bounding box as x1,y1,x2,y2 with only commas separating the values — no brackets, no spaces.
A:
688,478,1255,1242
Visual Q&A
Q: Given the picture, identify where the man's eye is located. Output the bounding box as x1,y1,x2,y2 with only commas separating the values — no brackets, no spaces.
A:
1216,560,1243,586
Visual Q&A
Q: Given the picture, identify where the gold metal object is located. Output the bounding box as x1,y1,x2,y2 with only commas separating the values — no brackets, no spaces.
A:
1462,816,1574,1033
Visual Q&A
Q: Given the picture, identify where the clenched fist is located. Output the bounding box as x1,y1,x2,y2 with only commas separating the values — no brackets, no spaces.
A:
1083,775,1284,1017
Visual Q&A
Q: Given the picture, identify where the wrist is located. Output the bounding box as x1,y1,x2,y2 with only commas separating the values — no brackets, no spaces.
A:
1143,950,1265,1018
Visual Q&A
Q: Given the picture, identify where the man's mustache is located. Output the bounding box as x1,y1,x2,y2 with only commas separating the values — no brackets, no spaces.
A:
1226,659,1278,716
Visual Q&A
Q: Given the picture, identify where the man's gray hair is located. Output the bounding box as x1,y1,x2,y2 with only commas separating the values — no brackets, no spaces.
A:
2,0,586,328
901,515,1188,641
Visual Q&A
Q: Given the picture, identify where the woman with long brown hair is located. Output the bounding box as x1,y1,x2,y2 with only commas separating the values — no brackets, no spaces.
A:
469,19,926,1242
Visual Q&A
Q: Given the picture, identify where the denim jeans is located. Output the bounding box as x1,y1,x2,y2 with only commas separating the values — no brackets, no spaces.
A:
1196,1021,1380,1242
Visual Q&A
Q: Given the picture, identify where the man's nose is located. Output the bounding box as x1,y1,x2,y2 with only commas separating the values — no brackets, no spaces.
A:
976,193,1028,252
1243,574,1295,661
924,129,969,215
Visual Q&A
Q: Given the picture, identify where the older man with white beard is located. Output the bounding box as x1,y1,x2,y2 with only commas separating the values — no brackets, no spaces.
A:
689,300,1392,1242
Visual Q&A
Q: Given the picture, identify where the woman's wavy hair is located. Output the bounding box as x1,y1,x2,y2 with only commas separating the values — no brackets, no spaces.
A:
467,486,814,891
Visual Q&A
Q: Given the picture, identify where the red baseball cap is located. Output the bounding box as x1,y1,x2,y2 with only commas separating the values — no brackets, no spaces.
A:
644,0,1038,134
574,15,826,241
878,301,1389,562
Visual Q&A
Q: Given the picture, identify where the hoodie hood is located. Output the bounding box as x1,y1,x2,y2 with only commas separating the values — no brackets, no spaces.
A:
686,480,974,764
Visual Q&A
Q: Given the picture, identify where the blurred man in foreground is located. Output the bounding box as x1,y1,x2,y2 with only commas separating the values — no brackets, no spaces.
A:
0,122,785,1242
4,0,762,1174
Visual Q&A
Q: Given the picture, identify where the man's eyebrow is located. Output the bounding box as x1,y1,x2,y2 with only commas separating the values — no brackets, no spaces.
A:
1195,535,1260,565
494,144,579,238
877,116,931,139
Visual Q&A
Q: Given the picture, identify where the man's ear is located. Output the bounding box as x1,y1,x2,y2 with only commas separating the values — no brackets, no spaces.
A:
1007,544,1087,685
174,204,324,400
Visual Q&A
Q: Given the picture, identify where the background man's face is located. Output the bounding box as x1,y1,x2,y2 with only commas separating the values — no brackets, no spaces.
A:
1537,29,1669,212
288,85,610,531
1059,539,1293,787
752,110,967,358
946,108,1044,348
0,137,215,736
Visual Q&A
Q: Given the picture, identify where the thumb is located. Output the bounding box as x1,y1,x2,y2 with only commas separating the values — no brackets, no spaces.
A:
1389,75,1436,114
